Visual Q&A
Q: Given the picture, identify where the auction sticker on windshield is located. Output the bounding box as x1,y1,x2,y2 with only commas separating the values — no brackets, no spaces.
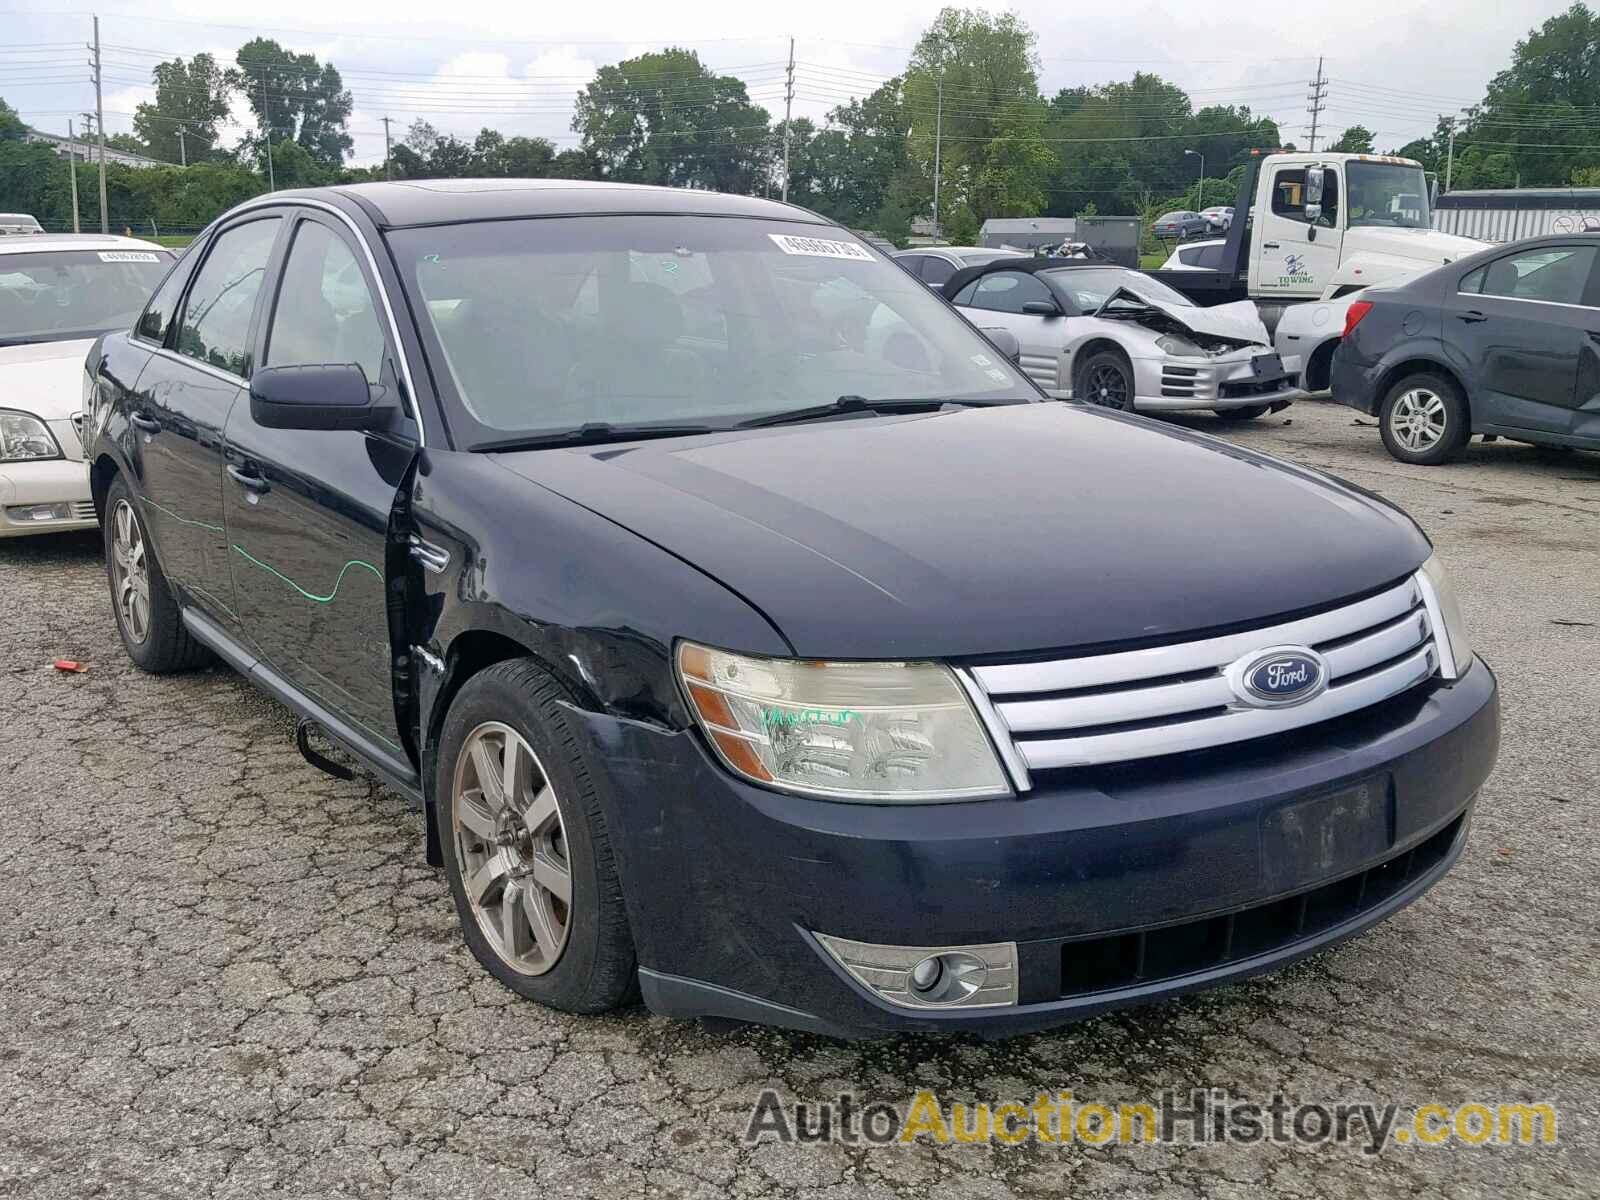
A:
768,234,875,261
97,251,161,263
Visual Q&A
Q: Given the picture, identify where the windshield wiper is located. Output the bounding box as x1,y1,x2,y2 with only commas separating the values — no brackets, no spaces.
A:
739,395,1007,429
473,421,717,452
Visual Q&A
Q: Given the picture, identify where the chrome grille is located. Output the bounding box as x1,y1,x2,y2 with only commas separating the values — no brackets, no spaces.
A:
969,578,1438,772
71,500,96,521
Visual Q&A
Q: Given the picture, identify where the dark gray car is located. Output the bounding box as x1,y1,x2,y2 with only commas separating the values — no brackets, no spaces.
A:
1332,234,1600,464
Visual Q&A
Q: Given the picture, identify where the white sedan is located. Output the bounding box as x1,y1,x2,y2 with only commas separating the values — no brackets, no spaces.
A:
0,234,174,537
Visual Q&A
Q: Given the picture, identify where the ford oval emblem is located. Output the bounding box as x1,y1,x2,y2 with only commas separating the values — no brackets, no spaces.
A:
1228,646,1328,708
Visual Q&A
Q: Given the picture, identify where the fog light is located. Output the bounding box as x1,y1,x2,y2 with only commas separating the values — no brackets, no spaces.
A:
6,503,70,522
814,933,1018,1010
909,956,943,992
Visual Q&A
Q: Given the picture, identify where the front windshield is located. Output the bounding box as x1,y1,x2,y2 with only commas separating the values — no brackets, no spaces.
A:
0,249,171,345
1045,267,1196,312
1346,162,1431,230
389,216,1036,445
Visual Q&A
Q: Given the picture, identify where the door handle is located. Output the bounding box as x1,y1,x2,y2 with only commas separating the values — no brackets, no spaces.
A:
226,464,269,494
1456,310,1488,324
1263,241,1281,249
129,412,160,433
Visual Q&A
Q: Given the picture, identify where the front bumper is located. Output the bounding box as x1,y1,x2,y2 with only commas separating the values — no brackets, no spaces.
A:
1130,351,1305,412
0,456,96,537
574,660,1499,1038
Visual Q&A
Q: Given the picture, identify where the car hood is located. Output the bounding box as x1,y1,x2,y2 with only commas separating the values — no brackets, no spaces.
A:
0,338,94,421
1344,225,1485,264
1099,288,1269,346
492,404,1429,660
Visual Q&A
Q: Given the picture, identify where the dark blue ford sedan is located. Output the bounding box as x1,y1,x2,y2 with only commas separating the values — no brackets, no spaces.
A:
84,180,1498,1037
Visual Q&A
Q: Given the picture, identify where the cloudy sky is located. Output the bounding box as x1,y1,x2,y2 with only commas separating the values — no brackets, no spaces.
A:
1,0,1574,166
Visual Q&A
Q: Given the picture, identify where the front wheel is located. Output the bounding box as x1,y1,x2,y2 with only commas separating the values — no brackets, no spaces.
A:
437,659,637,1013
1076,350,1136,411
1378,372,1471,465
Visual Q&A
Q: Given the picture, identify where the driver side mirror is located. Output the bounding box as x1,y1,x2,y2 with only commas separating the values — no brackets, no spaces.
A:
980,328,1023,363
1021,300,1062,317
1304,165,1325,224
250,363,391,431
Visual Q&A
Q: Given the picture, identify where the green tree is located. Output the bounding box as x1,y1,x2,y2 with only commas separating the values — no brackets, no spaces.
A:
133,54,232,164
0,96,27,142
904,8,1054,232
1328,125,1375,154
230,38,354,170
574,48,771,193
1469,2,1600,185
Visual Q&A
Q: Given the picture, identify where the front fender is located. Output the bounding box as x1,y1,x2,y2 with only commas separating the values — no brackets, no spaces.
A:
1327,253,1428,294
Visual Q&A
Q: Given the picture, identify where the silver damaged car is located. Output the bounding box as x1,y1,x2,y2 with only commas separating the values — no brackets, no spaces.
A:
944,260,1304,421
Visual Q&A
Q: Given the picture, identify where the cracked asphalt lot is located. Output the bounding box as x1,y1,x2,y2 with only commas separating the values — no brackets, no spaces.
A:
2,400,1596,1198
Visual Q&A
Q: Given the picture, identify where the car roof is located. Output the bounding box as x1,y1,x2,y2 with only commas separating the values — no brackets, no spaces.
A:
259,178,834,230
940,254,1126,300
0,232,168,255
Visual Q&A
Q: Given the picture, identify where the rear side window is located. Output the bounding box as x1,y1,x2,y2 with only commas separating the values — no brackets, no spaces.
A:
264,220,387,385
1467,246,1596,306
175,217,280,377
135,257,190,344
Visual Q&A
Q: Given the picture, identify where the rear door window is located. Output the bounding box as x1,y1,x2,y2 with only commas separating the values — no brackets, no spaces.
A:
174,217,281,377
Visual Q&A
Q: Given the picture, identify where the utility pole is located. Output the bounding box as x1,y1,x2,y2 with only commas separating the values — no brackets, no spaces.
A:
1305,56,1328,153
381,116,394,180
176,125,187,167
932,75,943,244
260,70,276,191
89,14,108,233
67,119,81,233
1444,117,1456,192
780,38,795,203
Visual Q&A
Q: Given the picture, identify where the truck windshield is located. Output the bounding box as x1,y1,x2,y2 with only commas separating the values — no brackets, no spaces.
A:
0,249,172,346
389,215,1038,448
1345,162,1431,230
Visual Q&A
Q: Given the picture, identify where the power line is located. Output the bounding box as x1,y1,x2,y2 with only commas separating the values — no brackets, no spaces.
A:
1305,56,1327,152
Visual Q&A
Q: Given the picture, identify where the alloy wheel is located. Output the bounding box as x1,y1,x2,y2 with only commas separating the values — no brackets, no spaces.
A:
110,499,150,644
451,722,573,976
1390,387,1447,452
1085,363,1130,409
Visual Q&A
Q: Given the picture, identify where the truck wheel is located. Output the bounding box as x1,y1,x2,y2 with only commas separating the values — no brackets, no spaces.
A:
1213,405,1270,421
1378,373,1470,465
1076,350,1135,411
103,476,211,673
436,658,638,1013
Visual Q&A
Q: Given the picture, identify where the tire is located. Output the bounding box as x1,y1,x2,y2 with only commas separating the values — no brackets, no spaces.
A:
436,658,637,1013
1076,349,1136,412
1213,404,1270,421
1378,372,1471,465
103,475,210,673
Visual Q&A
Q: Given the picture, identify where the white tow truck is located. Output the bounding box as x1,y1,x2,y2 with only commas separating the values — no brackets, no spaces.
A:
1148,151,1485,324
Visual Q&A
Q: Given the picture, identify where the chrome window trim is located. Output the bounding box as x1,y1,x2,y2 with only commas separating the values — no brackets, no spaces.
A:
151,344,248,388
227,195,426,447
1452,290,1597,312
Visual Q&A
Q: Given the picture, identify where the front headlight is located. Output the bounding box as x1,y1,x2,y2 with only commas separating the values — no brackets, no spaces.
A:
1156,334,1204,357
1416,554,1473,679
0,409,62,463
676,642,1011,802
